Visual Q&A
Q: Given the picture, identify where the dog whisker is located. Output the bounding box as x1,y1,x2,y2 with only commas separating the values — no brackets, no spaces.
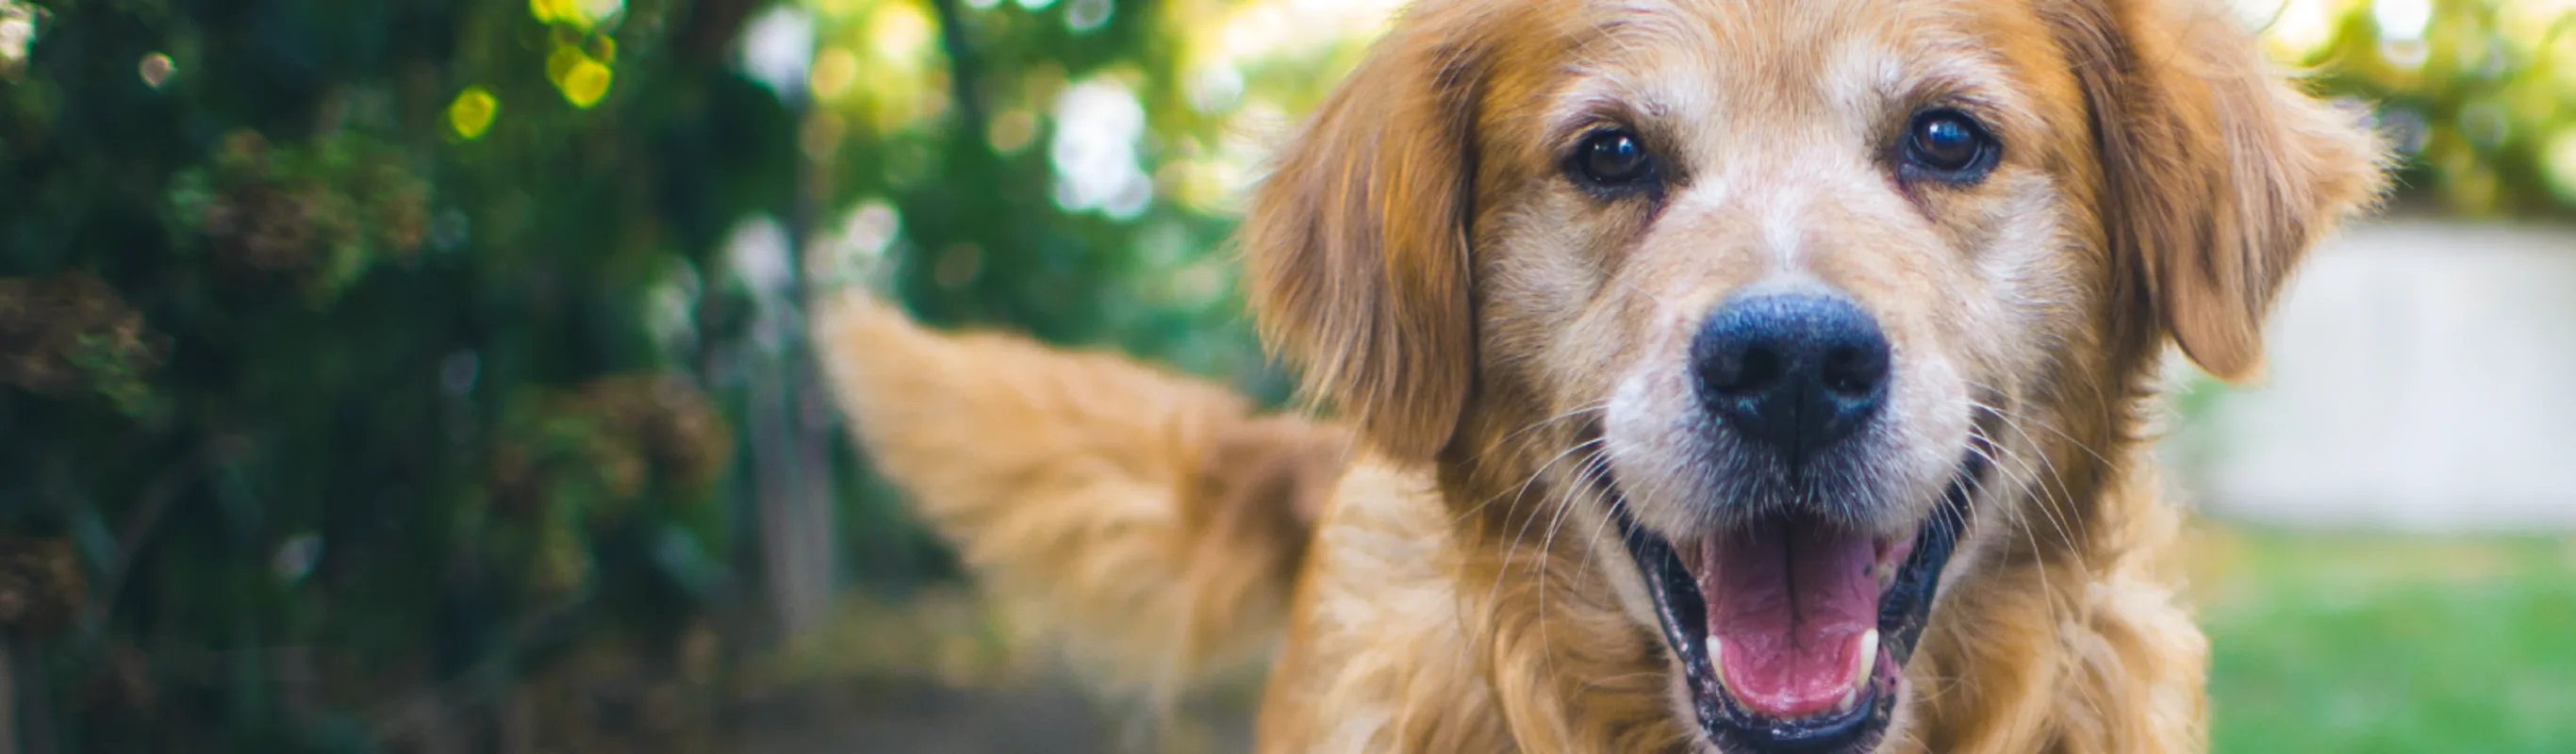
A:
1454,403,1611,526
1478,435,1610,654
1960,391,2097,562
1532,448,1616,699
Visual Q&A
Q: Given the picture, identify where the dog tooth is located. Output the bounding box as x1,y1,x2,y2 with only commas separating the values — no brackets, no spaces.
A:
1853,629,1880,688
1707,635,1725,685
1836,685,1859,713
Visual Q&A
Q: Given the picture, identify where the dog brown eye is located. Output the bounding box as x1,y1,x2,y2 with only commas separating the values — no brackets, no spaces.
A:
1573,129,1655,189
1902,109,1995,181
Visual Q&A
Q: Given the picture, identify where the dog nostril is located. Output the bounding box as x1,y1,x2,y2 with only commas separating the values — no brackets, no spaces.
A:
1820,345,1888,397
1713,347,1784,396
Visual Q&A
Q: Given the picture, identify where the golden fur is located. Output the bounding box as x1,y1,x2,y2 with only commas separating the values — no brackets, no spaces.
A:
816,0,2386,750
814,292,1352,706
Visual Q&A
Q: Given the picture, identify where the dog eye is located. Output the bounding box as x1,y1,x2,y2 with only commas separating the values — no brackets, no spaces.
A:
1901,109,1997,182
1571,129,1656,190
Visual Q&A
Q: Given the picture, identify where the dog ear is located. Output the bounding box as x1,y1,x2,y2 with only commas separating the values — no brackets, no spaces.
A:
2060,0,2389,383
1239,8,1495,459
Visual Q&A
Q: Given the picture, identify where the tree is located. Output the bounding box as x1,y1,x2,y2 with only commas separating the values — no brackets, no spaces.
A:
1,0,795,749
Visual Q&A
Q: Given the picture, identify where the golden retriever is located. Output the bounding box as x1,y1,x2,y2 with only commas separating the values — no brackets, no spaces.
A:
816,0,2387,750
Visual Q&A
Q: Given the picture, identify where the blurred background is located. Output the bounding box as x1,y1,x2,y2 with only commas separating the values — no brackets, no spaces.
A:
0,0,2567,751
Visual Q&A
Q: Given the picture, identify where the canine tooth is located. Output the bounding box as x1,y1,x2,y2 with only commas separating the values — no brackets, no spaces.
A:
1836,685,1858,713
1708,636,1725,684
1853,629,1880,687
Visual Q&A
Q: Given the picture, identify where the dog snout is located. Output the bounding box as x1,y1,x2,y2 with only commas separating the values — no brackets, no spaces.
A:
1689,293,1890,463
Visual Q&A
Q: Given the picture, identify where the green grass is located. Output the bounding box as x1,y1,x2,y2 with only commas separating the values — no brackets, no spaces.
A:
2195,526,2576,753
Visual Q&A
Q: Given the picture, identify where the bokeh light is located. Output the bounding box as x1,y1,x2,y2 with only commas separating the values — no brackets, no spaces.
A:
1049,78,1152,220
2544,126,2576,202
530,0,626,29
550,45,615,108
0,0,38,78
137,52,173,89
2374,0,2434,41
448,86,500,139
741,6,817,101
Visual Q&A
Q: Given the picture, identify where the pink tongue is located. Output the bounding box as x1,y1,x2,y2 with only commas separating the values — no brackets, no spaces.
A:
1700,517,1881,718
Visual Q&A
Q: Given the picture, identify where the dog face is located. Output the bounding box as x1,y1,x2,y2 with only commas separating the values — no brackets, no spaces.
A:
1245,0,2383,750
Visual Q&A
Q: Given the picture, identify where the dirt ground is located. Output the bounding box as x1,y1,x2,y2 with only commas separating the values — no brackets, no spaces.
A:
721,675,1255,753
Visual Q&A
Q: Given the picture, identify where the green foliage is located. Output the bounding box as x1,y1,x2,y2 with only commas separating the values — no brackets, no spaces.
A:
800,0,1372,401
2280,0,2576,215
0,0,801,749
163,130,432,305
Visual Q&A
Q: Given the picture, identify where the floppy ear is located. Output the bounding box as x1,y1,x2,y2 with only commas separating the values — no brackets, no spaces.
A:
1239,8,1494,459
2059,0,2390,382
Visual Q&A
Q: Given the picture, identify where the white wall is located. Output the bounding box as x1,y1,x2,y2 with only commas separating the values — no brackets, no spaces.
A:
2167,220,2576,532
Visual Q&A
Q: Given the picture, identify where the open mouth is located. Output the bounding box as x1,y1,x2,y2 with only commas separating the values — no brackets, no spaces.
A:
1610,452,1985,753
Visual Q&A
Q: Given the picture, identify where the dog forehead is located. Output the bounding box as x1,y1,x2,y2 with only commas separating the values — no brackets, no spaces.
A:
1568,0,2030,49
1538,0,2053,134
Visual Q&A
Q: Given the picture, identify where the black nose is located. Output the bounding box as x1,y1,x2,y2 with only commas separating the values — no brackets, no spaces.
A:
1690,293,1891,463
